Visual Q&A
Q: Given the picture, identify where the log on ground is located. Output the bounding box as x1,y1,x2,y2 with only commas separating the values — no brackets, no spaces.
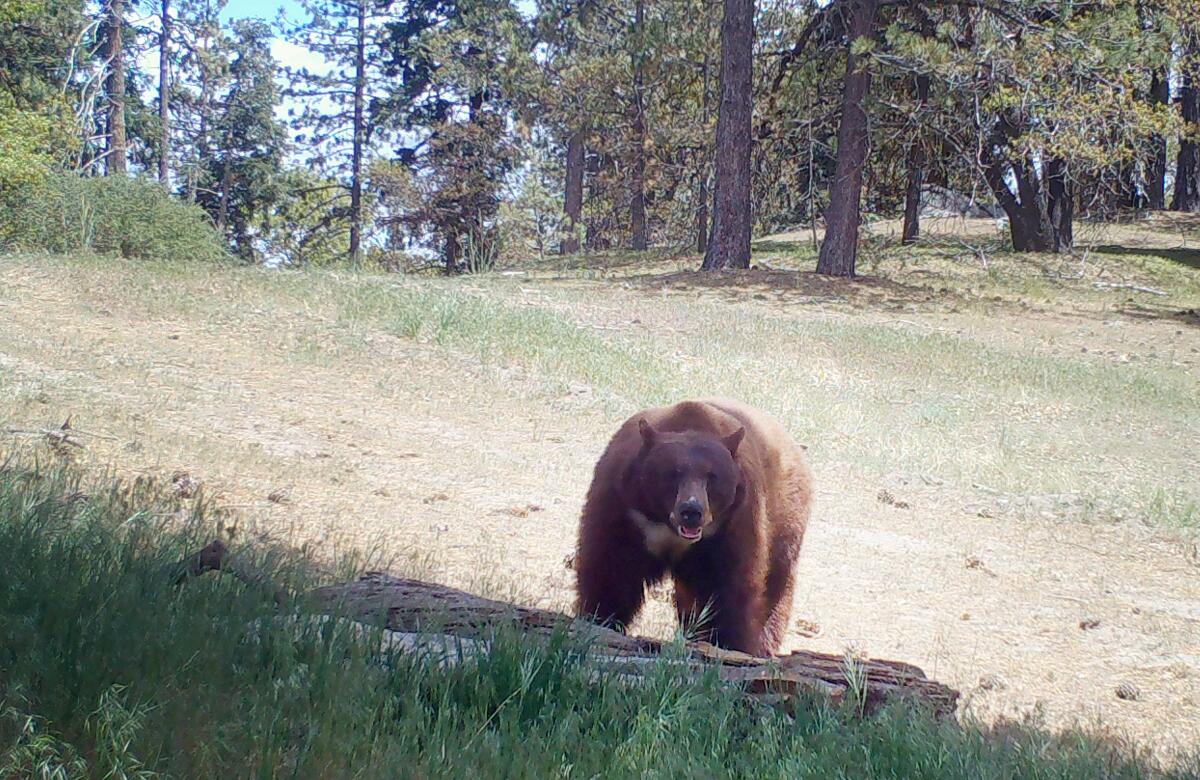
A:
174,540,960,718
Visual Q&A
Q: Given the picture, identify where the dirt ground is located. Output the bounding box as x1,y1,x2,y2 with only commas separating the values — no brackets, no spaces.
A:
1,255,1199,766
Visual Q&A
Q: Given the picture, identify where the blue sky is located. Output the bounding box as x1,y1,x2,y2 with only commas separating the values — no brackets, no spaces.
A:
219,0,305,23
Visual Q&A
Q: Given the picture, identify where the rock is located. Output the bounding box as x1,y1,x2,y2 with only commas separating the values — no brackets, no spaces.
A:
978,673,1007,692
917,185,1002,219
1115,682,1140,701
171,471,200,499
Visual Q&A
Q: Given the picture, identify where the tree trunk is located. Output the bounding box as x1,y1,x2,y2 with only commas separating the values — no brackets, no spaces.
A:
1146,67,1169,210
444,231,461,274
560,130,585,255
816,0,879,277
158,0,172,186
700,0,753,270
628,120,648,250
628,0,648,251
216,156,231,232
1046,157,1073,252
103,0,127,176
586,152,615,251
981,115,1055,253
349,0,367,267
901,72,929,245
187,14,212,203
1173,32,1199,212
696,50,712,255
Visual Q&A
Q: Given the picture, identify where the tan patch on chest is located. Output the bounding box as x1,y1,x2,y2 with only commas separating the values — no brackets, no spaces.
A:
630,509,692,562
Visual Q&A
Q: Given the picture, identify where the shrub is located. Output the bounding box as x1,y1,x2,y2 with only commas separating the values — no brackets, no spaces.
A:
0,172,228,263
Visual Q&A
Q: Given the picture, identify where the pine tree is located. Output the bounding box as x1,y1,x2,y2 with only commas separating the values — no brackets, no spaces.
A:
284,0,395,267
196,19,288,260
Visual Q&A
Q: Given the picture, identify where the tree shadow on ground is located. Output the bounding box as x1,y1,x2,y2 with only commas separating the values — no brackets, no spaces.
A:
1092,244,1200,270
619,265,959,313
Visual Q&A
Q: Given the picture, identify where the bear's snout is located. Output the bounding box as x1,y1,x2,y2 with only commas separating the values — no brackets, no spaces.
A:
677,498,704,530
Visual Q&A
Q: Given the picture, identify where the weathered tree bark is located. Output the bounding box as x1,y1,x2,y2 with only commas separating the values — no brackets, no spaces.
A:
172,540,960,718
696,51,712,255
560,130,585,255
1173,32,1199,212
1045,157,1073,252
901,72,930,245
701,0,753,271
1145,67,1170,211
102,0,128,176
158,0,172,186
349,0,368,267
816,0,879,277
628,0,649,251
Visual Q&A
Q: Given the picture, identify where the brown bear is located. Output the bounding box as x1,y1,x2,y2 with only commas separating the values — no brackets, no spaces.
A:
574,398,812,656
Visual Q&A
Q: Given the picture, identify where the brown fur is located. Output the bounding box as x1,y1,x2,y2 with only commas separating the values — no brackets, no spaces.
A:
574,398,812,656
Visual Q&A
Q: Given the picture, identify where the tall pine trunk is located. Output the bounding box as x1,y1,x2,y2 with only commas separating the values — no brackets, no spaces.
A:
187,13,213,203
158,0,171,186
1146,67,1169,210
901,72,929,245
816,0,878,277
701,0,753,270
695,50,712,255
560,130,585,254
103,0,127,176
628,0,648,251
349,0,367,267
1173,31,1199,212
217,157,231,232
629,112,648,250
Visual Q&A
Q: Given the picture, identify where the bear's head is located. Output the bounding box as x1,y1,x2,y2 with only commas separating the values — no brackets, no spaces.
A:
626,418,745,544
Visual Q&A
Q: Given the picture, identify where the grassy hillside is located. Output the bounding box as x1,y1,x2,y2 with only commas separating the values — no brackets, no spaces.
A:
8,241,1196,526
0,456,1195,779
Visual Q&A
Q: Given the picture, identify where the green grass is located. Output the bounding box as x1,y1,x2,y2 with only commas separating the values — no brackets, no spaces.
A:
1,453,1196,779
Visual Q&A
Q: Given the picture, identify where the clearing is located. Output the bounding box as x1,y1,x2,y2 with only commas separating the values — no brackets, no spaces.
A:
2,216,1199,762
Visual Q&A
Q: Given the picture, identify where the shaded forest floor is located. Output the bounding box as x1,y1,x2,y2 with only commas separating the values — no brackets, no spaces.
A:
2,216,1198,764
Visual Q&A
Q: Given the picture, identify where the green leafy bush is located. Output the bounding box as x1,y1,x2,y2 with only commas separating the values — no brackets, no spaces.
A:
0,173,228,263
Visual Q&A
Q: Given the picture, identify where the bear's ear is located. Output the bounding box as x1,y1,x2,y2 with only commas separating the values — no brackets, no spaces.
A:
637,418,657,450
722,426,746,457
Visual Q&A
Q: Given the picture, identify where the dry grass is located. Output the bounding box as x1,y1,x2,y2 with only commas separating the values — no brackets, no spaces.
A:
1,227,1199,763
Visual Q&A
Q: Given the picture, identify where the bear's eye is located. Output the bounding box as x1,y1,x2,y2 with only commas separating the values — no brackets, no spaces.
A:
707,471,719,483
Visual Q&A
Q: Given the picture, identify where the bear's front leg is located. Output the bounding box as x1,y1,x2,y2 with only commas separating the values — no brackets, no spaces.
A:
709,580,769,656
574,517,664,632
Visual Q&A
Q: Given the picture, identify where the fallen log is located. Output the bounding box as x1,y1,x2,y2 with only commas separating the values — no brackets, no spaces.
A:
173,540,960,718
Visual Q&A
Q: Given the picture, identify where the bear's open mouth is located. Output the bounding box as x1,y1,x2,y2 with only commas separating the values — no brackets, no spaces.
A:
678,525,702,541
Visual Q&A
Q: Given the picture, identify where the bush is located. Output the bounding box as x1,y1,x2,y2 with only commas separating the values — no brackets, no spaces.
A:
0,172,228,263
